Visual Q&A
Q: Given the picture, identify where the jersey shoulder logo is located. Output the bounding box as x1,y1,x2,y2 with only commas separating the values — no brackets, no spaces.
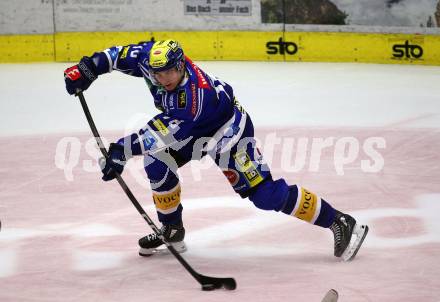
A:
120,46,130,59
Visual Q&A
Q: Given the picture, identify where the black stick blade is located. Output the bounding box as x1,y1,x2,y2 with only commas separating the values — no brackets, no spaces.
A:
199,275,237,291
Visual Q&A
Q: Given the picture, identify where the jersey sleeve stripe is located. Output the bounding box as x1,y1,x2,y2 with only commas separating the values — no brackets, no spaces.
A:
103,51,113,73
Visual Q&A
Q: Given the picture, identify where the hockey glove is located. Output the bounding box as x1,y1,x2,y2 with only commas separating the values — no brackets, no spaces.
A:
64,56,98,95
100,143,127,181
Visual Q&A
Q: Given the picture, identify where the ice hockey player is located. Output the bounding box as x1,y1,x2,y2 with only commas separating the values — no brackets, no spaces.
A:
64,39,368,261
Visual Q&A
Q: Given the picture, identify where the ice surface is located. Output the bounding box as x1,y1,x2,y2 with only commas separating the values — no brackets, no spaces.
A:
0,61,439,301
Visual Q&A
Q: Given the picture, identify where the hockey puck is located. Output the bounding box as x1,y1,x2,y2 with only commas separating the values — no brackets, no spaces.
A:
201,284,216,291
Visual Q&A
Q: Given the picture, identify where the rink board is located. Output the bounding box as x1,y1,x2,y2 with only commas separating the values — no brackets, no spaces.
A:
0,34,54,62
1,31,440,65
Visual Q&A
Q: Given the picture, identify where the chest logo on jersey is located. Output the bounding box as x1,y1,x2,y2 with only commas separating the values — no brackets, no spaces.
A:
168,95,175,110
178,90,187,109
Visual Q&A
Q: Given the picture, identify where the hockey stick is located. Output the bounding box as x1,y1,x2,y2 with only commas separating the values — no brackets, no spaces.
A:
76,91,236,291
321,289,338,302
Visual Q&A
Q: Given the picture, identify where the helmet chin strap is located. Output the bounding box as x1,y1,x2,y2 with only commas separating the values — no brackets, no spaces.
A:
177,68,188,88
176,59,185,71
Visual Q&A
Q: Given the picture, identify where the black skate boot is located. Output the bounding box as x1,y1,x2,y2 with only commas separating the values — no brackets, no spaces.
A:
330,211,369,261
138,221,186,257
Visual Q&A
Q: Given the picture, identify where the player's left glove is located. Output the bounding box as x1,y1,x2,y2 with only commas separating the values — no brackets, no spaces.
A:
100,143,127,181
64,56,98,95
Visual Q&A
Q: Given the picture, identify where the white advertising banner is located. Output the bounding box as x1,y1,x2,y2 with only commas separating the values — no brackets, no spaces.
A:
0,0,54,34
53,0,270,32
1,0,439,34
183,0,252,16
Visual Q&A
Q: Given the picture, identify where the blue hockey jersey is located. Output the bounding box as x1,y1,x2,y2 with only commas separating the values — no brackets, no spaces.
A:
89,41,244,155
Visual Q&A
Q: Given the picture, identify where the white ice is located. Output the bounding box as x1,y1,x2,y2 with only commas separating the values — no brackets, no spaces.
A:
1,61,440,302
1,62,439,137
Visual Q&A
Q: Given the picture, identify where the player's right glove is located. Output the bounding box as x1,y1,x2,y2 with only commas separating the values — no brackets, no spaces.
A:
100,143,127,181
64,56,98,95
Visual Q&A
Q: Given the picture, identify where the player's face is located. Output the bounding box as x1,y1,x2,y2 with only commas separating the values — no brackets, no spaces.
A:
153,68,183,91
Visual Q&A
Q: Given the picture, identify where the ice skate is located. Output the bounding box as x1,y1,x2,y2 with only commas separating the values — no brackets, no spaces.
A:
138,221,187,257
330,211,368,261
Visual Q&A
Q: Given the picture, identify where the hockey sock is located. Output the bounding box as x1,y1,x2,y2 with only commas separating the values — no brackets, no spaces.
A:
281,185,336,228
153,183,183,225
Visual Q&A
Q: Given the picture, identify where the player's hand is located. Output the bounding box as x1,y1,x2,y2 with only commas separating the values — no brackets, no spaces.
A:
64,56,98,95
100,143,127,181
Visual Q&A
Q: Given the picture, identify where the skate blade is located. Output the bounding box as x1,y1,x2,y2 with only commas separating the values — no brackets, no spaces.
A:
341,224,369,261
139,241,187,257
321,289,339,302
